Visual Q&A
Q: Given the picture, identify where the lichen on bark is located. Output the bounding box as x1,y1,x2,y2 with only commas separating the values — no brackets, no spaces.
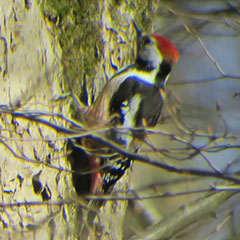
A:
0,0,159,239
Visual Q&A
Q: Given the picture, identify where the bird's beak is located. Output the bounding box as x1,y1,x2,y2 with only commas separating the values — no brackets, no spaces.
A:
132,21,142,39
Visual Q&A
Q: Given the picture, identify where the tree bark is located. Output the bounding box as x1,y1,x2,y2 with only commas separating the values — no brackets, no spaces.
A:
0,0,159,239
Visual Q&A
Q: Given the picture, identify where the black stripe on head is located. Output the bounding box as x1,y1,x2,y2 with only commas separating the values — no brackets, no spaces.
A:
135,57,156,72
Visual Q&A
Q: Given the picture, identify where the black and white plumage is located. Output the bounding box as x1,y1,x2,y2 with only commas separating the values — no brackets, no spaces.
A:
69,23,180,195
109,76,164,127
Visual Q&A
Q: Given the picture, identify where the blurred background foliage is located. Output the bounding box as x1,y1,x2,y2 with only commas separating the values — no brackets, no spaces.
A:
126,1,240,240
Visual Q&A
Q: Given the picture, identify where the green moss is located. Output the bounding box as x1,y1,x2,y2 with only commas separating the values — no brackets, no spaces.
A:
40,0,103,96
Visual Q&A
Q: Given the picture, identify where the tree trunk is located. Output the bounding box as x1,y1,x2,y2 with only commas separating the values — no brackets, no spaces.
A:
0,0,159,239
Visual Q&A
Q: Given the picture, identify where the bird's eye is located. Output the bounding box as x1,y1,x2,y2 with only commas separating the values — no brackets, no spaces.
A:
142,36,152,45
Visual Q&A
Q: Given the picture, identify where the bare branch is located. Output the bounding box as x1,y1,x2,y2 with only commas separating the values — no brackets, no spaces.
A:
129,191,236,240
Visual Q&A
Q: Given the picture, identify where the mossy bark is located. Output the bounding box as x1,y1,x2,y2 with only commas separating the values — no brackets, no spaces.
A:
0,0,159,239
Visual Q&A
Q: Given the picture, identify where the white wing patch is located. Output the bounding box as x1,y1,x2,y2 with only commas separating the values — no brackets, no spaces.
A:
122,94,141,128
120,94,141,147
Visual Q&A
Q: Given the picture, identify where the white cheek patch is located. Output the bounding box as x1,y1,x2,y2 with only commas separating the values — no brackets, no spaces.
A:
148,44,163,65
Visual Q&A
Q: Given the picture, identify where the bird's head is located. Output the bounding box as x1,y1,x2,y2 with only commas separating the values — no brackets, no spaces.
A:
133,21,179,69
151,34,180,65
133,21,179,86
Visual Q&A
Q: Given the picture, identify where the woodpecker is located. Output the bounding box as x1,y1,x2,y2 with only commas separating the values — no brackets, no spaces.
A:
69,22,180,195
